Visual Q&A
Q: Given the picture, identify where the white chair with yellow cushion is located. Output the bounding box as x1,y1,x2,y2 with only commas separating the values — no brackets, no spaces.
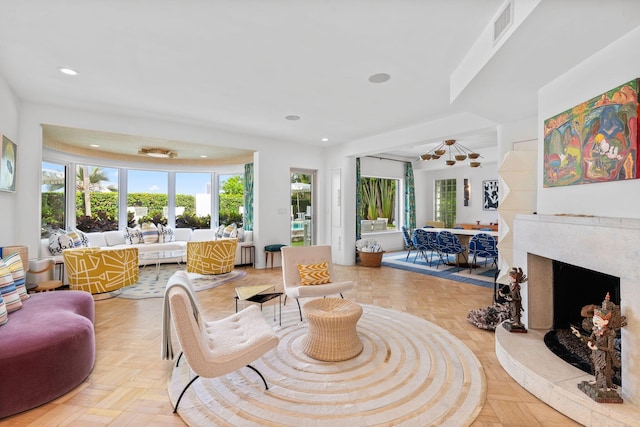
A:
280,245,354,321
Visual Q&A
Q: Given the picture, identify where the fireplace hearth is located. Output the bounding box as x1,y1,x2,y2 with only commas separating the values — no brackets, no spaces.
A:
497,214,640,426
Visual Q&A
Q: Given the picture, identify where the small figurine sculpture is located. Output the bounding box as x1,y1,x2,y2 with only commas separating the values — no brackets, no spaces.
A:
571,292,625,403
500,267,527,333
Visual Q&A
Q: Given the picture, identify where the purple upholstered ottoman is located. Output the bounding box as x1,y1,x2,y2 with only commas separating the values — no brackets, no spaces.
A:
0,290,95,419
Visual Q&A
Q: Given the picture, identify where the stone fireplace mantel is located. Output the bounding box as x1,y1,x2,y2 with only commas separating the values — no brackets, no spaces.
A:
495,214,640,426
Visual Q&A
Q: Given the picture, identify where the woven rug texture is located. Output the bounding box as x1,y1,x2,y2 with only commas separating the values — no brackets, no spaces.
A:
119,263,247,299
382,250,497,288
167,302,486,426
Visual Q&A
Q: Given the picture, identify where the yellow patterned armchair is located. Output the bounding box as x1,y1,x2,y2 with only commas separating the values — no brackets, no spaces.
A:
63,247,139,294
187,239,237,275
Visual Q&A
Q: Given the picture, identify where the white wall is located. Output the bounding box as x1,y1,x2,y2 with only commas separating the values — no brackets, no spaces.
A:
538,25,640,219
0,75,19,247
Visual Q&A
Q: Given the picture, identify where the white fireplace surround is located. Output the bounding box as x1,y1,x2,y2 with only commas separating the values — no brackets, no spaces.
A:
495,214,640,425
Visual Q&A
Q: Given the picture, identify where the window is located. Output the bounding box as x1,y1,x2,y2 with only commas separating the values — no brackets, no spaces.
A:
359,177,398,232
42,158,243,233
75,164,118,232
41,162,66,237
127,170,168,227
176,172,212,229
434,179,456,227
218,174,244,226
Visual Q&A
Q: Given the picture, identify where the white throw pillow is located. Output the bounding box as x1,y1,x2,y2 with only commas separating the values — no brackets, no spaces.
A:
157,224,175,243
124,227,144,245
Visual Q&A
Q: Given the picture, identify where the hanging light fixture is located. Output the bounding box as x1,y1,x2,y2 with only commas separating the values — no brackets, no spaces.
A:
138,147,177,158
419,139,482,167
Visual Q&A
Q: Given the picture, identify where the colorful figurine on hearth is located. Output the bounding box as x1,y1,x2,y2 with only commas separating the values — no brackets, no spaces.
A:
571,292,626,403
500,267,527,333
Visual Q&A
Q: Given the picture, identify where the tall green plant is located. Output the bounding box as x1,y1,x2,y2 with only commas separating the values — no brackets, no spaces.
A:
379,179,395,220
361,178,379,220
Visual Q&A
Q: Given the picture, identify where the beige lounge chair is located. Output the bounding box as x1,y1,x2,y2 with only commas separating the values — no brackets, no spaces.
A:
162,271,279,413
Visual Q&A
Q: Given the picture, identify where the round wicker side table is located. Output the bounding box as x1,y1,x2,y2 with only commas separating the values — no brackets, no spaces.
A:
301,298,363,362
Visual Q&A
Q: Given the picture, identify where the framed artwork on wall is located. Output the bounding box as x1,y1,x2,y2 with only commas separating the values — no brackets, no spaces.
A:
482,180,498,211
543,78,639,187
0,135,16,192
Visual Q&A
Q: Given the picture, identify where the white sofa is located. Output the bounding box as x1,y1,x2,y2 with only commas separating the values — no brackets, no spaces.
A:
40,228,254,267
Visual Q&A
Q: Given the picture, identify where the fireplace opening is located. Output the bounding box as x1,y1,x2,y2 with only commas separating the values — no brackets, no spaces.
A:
544,260,621,385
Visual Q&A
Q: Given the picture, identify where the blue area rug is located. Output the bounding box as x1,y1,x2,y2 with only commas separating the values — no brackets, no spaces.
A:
382,251,496,288
119,263,247,299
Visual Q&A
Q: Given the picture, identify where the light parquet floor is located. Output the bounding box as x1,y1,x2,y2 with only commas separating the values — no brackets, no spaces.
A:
3,263,580,426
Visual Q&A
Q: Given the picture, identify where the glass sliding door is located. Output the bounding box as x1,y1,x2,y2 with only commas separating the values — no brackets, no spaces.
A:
290,169,314,246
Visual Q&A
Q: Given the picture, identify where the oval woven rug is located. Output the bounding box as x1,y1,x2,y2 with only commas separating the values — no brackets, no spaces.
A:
167,303,486,426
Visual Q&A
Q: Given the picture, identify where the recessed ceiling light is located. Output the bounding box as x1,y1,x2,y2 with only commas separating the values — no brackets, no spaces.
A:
89,144,100,148
321,138,329,142
199,155,208,158
285,115,301,121
368,73,391,83
58,67,79,76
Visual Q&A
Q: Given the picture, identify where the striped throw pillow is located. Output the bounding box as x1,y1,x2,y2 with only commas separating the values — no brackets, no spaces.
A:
0,293,7,326
0,259,21,312
141,222,159,244
297,262,332,286
3,252,29,301
65,229,83,248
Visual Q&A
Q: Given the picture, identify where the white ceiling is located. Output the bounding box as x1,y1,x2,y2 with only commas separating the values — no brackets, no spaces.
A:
1,1,639,163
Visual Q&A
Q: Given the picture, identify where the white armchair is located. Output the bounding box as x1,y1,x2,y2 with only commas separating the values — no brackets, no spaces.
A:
162,271,279,413
281,245,355,320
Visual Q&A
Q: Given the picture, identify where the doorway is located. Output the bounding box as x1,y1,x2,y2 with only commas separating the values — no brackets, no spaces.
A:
291,169,315,246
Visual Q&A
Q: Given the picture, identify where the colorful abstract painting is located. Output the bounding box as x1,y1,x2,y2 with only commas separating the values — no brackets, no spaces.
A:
543,79,639,187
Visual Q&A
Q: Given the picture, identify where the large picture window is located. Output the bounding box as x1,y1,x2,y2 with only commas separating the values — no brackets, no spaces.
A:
176,172,212,229
359,177,398,233
75,164,119,231
127,170,168,226
219,174,244,226
41,159,243,234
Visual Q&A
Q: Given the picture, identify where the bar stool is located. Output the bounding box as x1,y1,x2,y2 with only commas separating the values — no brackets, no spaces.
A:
264,244,286,269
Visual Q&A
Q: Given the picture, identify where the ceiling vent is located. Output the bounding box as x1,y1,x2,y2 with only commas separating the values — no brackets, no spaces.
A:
493,1,513,44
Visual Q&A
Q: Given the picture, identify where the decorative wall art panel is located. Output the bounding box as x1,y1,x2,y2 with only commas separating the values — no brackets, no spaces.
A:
482,180,499,211
0,136,16,192
543,78,639,187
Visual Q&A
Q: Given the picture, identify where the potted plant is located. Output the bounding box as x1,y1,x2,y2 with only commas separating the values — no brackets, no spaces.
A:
356,238,384,267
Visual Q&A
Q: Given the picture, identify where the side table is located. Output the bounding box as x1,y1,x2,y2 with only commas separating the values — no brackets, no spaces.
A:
235,284,282,326
240,244,255,267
